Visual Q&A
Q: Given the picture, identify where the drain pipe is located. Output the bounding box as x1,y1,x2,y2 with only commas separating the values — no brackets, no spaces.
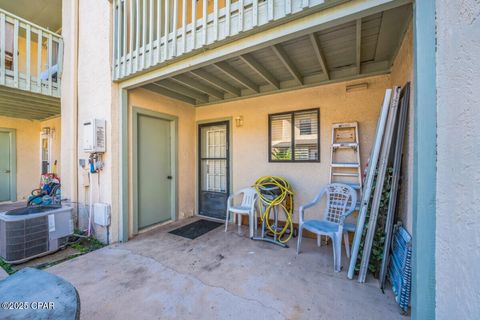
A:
74,0,80,221
62,0,80,224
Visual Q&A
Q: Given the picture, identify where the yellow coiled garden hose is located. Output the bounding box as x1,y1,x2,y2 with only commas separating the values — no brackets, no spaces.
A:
253,176,294,244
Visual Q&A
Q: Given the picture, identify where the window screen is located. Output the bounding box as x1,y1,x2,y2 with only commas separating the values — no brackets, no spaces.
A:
269,108,319,162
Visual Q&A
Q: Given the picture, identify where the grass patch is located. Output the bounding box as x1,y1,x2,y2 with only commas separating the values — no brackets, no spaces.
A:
70,236,105,254
37,236,105,269
0,258,15,275
0,234,106,274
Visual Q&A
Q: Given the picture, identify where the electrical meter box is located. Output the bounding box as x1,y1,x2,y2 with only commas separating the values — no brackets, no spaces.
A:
93,203,111,227
83,119,106,153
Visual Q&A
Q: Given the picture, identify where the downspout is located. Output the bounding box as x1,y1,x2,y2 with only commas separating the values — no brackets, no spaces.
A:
71,0,79,219
75,0,79,208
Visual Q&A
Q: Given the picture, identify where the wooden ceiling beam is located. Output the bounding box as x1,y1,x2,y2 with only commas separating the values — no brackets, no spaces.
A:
172,74,225,99
190,69,241,97
272,44,303,85
213,61,259,93
143,83,196,105
356,19,362,75
240,54,280,89
309,33,330,80
156,79,209,103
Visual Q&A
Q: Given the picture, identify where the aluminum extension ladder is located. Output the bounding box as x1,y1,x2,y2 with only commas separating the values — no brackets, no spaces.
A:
317,122,362,247
329,122,362,193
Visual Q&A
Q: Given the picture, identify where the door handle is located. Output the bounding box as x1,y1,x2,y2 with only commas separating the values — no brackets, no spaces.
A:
167,176,172,180
2,170,10,174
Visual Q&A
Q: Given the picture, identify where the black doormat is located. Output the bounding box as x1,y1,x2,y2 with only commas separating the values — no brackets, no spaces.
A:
168,219,223,240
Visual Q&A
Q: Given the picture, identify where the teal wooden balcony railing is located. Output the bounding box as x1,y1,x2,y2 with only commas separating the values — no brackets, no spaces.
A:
0,8,63,98
112,0,334,80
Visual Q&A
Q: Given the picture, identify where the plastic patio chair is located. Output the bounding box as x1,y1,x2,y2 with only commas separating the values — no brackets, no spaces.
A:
225,187,258,238
296,183,357,272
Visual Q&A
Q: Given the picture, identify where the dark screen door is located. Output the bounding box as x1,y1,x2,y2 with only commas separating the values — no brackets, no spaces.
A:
198,121,229,220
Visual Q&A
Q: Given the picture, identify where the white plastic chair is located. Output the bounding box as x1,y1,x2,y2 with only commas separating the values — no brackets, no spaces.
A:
296,183,357,272
225,187,258,238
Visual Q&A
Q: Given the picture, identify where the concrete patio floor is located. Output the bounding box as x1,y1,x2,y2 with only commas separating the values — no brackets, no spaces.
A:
48,217,407,320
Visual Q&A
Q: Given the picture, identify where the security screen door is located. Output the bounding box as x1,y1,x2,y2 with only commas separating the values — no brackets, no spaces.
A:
41,133,51,174
198,122,229,220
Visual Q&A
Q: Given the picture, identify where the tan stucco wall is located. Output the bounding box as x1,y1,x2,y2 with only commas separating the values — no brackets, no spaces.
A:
195,75,391,220
0,116,62,202
0,116,40,200
61,0,118,242
128,88,196,236
390,20,413,233
76,0,117,241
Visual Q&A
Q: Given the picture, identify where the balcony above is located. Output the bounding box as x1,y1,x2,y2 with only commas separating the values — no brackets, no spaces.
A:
113,0,351,81
132,1,412,106
0,8,62,120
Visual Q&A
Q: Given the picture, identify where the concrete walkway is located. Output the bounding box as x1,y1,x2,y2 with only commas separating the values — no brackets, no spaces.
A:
48,218,407,320
0,268,8,281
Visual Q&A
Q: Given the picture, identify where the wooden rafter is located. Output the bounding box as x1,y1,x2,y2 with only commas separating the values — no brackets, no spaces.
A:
143,83,196,105
172,74,225,100
272,44,303,85
309,33,329,80
156,79,209,103
240,54,280,89
190,69,241,97
214,61,259,92
356,19,362,75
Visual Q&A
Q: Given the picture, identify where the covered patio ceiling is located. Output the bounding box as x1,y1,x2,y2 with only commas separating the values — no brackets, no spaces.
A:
141,4,412,106
0,86,61,120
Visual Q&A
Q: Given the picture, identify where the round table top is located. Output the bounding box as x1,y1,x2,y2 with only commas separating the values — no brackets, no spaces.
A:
0,267,80,320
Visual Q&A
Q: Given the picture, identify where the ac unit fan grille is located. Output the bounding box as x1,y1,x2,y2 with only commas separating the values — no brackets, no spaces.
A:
4,216,49,262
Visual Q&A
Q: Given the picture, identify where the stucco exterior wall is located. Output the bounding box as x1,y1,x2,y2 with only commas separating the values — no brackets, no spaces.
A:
390,20,413,233
0,116,40,200
77,0,117,242
128,88,196,237
0,116,62,201
196,75,391,220
435,1,480,319
61,0,117,242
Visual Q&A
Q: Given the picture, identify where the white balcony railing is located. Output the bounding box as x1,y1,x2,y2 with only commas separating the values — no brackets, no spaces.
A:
0,8,63,98
113,0,330,80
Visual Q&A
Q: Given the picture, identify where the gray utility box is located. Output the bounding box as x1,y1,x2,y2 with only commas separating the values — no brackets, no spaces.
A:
0,205,74,264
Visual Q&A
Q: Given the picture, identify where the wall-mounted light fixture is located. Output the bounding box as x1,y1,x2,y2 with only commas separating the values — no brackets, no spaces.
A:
346,82,368,93
235,116,244,127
